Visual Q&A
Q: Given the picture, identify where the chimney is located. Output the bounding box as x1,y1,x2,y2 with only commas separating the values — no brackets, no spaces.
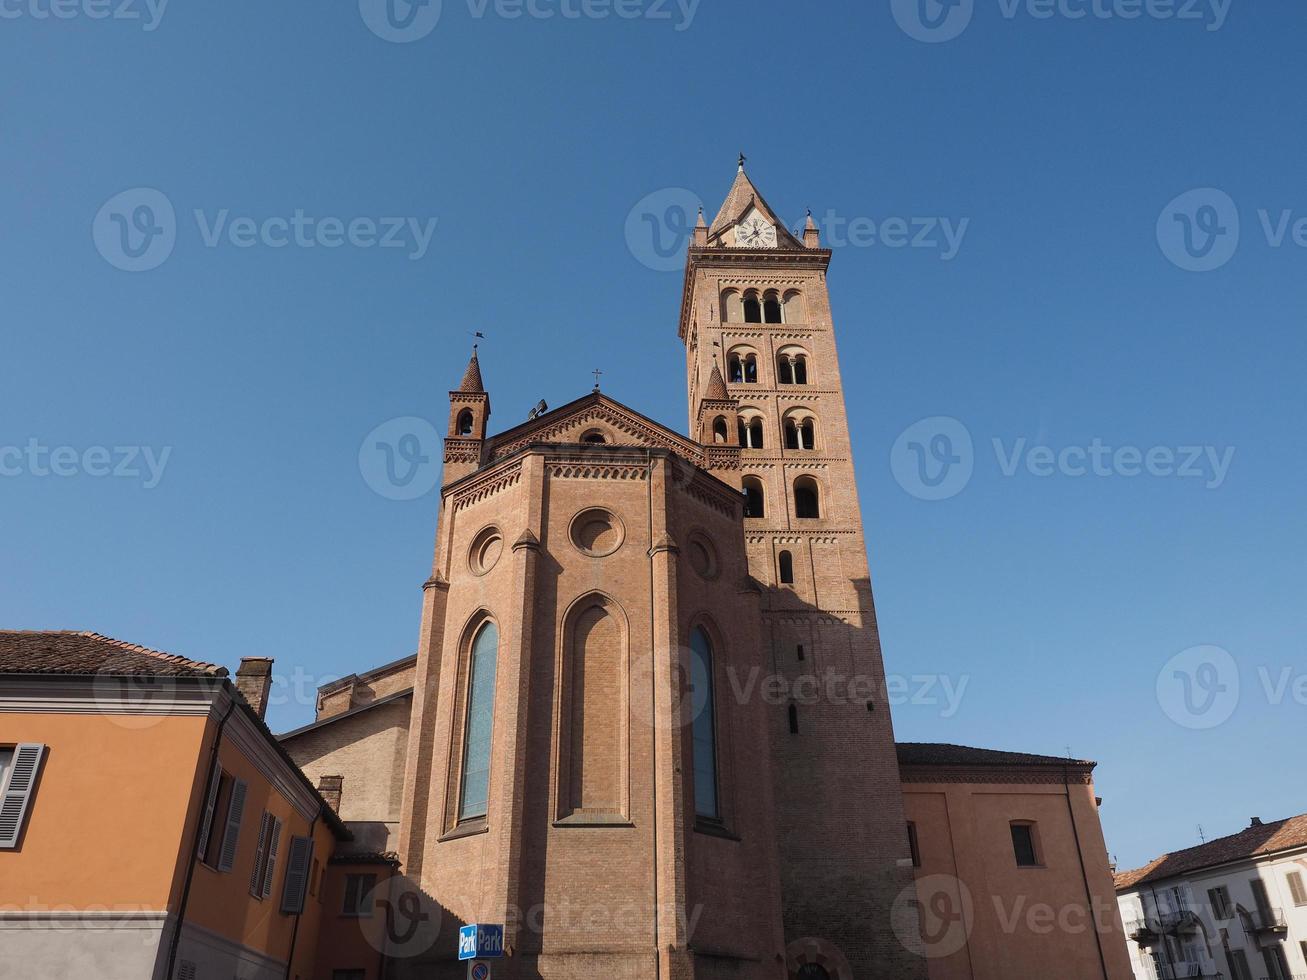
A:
1250,817,1264,827
235,657,274,720
318,775,343,812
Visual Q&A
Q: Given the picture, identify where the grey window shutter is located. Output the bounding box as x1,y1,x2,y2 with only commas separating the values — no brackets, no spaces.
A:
249,811,270,895
217,778,247,872
261,815,283,899
0,744,47,849
280,835,315,915
176,959,197,980
195,766,223,859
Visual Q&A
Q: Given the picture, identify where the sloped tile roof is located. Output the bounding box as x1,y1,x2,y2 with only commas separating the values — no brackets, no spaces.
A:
1114,812,1307,890
0,630,226,677
458,350,485,393
706,166,805,248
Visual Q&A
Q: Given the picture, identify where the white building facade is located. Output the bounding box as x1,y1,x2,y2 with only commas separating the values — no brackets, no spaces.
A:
1115,814,1307,980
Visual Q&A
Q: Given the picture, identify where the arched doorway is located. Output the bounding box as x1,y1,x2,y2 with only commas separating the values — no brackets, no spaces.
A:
795,965,832,980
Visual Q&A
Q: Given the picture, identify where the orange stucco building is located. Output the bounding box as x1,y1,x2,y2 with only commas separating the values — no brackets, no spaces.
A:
0,631,350,980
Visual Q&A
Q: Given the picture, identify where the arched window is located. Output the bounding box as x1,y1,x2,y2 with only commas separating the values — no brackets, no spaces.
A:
796,965,831,980
763,290,783,324
728,348,758,384
782,290,805,324
742,477,765,518
712,417,728,444
728,353,744,384
459,620,499,821
794,477,820,519
689,627,719,820
784,415,817,451
743,291,762,324
457,410,474,437
779,550,794,584
777,348,810,385
581,430,606,445
738,416,764,449
720,289,743,323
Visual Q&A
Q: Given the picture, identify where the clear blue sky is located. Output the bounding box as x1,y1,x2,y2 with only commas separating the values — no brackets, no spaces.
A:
3,0,1304,871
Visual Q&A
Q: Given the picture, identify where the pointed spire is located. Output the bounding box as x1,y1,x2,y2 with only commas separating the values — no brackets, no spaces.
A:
803,208,821,248
458,345,485,393
704,362,730,401
695,206,707,229
705,157,804,248
693,206,708,247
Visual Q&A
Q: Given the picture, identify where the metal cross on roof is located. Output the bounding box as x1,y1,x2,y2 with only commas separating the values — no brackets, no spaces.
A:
592,368,603,391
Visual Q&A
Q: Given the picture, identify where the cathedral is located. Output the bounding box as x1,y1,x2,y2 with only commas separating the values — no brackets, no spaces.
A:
280,162,1132,980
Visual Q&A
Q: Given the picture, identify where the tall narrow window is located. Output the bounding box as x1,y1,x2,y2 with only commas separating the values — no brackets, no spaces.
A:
743,292,762,324
728,354,744,383
1011,822,1039,867
689,627,719,820
778,550,794,585
777,356,794,385
763,291,783,323
787,702,799,734
459,621,499,821
712,417,728,444
742,477,765,518
794,477,820,519
793,355,808,384
801,419,815,449
907,822,922,867
1287,870,1307,907
784,419,799,450
457,410,474,437
743,354,757,383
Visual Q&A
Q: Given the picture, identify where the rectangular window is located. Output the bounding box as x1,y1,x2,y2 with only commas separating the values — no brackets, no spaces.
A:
0,744,47,850
907,822,921,868
1300,942,1307,970
1011,823,1039,867
1225,949,1251,980
198,772,232,868
280,835,315,915
342,873,377,918
1287,870,1307,907
1262,944,1290,980
1208,885,1233,919
249,811,283,900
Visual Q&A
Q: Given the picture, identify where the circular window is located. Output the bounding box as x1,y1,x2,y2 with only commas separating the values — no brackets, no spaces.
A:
468,526,504,575
687,533,718,580
570,508,624,557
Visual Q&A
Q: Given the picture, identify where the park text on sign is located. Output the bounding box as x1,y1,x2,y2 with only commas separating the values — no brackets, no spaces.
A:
458,924,505,960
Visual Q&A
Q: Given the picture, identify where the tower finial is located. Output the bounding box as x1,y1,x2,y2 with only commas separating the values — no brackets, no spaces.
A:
738,152,747,172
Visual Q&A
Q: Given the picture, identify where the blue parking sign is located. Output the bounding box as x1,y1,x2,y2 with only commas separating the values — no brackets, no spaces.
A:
458,924,505,960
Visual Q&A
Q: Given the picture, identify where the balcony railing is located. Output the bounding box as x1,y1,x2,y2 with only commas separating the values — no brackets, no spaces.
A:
1127,917,1161,943
1244,907,1287,933
1153,961,1221,979
1161,909,1203,933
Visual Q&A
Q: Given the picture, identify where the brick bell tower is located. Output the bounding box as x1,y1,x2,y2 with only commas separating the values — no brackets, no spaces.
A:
679,159,927,980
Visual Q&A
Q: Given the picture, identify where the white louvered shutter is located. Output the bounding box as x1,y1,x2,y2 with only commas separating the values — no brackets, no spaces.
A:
280,835,315,914
194,767,222,859
249,811,271,895
0,744,47,849
217,778,247,872
261,815,283,899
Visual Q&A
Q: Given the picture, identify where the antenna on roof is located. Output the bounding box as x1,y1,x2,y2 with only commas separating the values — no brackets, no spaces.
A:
526,399,547,421
1198,825,1206,844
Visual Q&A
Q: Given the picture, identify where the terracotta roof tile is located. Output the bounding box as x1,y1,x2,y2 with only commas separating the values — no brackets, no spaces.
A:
703,363,730,402
0,630,226,677
1114,812,1307,891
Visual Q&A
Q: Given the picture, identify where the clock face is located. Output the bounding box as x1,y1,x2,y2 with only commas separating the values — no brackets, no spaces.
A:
736,214,777,249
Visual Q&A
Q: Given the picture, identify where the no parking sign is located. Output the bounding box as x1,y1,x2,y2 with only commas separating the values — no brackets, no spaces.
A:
469,963,491,980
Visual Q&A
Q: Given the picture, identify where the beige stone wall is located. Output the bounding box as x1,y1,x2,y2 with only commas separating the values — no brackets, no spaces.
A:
283,693,412,853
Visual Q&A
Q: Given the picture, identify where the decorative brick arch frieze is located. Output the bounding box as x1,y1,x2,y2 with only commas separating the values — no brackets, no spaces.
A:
450,462,523,511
